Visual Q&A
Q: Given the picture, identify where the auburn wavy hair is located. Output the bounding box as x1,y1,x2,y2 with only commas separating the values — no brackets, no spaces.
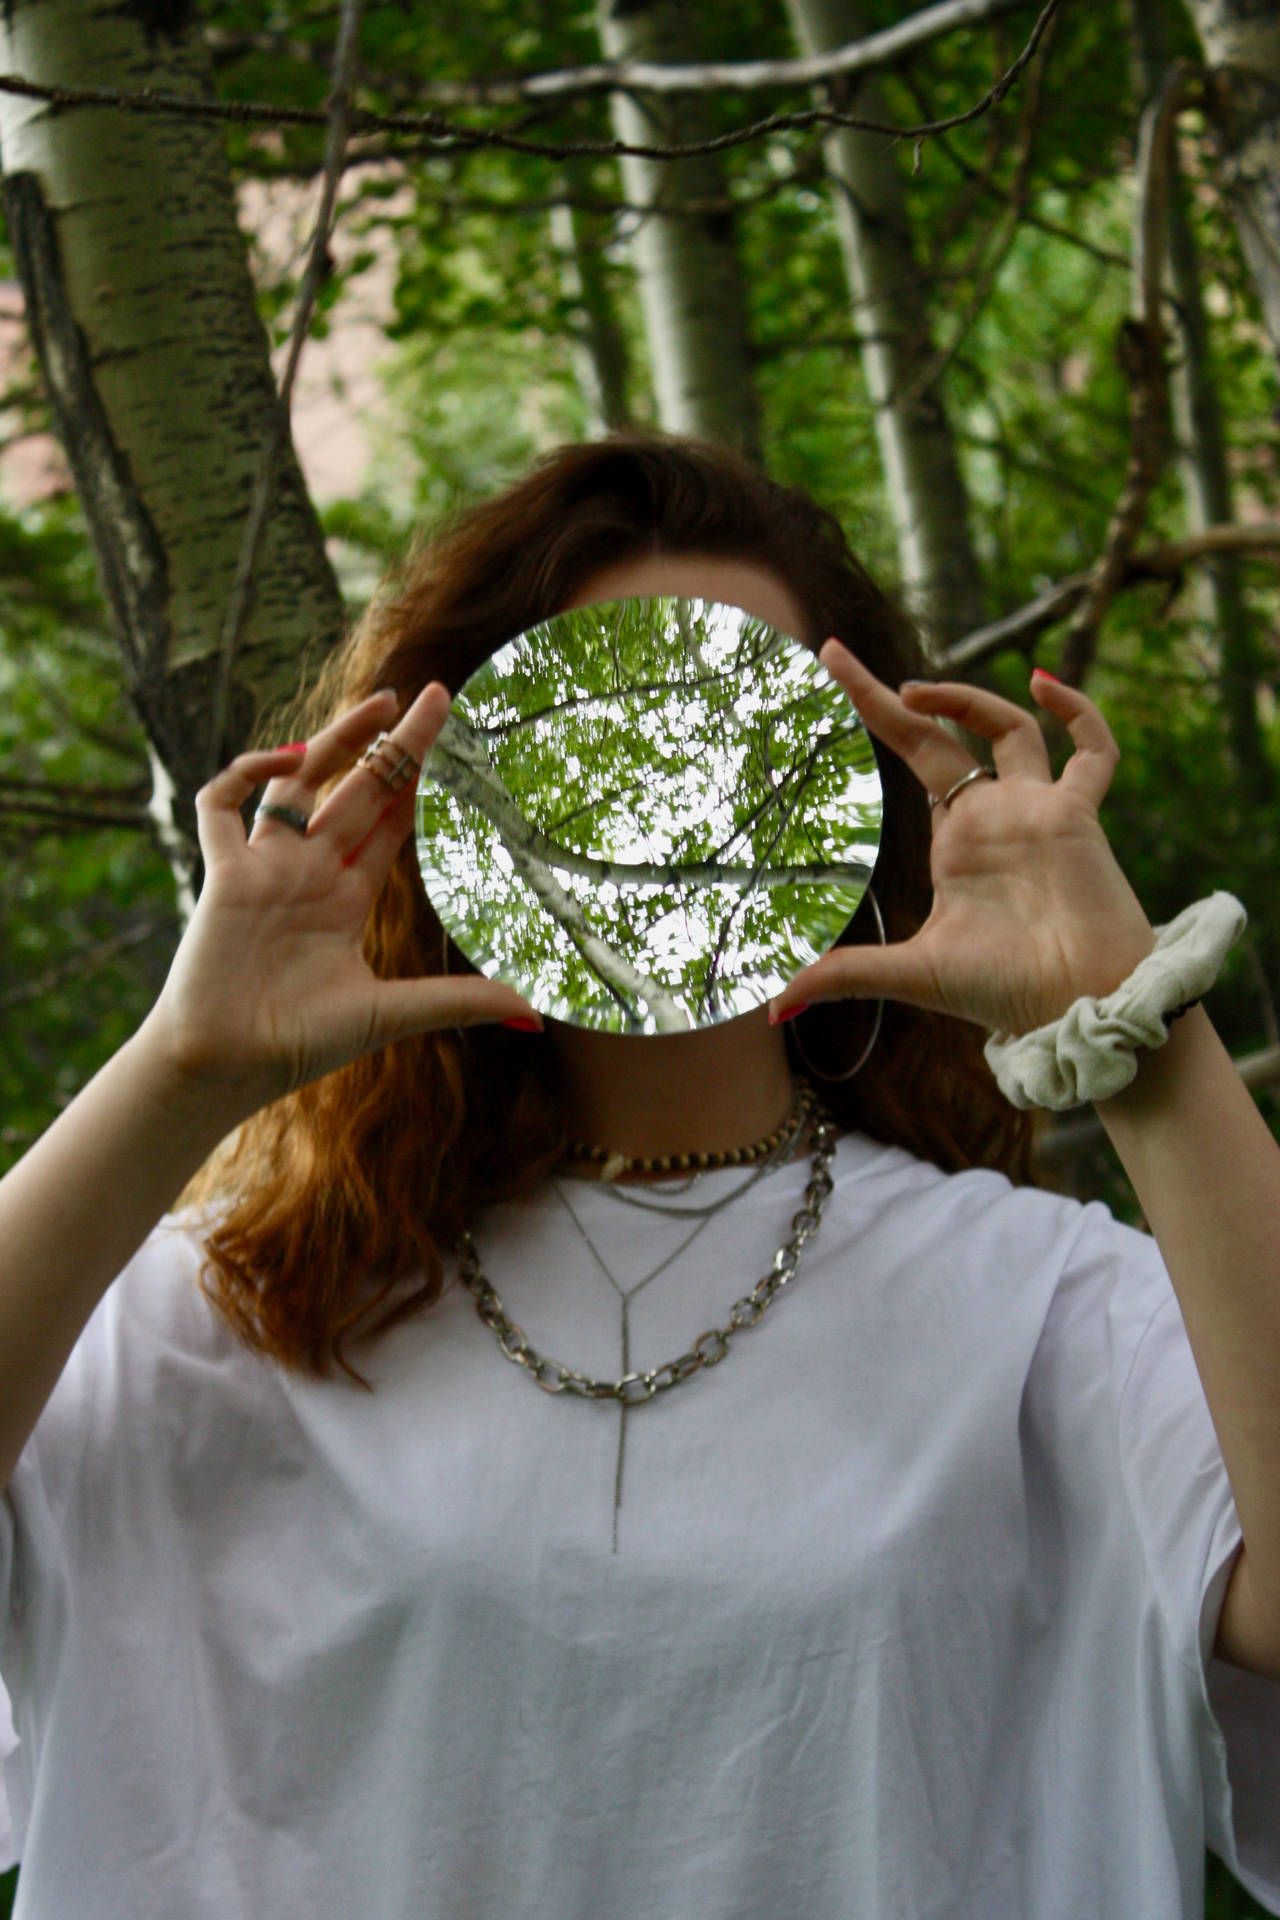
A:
182,432,1052,1387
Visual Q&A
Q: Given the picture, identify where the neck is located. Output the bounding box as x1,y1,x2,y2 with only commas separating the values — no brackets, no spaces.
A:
549,1005,798,1181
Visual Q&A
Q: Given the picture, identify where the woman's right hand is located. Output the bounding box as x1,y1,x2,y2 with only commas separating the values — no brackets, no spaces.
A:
141,684,544,1120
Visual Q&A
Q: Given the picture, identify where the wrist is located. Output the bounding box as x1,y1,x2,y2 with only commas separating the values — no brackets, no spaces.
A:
985,893,1246,1112
1093,998,1209,1115
127,1009,267,1145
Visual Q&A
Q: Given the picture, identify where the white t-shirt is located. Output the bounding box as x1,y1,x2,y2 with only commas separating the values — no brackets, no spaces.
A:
2,1130,1278,1917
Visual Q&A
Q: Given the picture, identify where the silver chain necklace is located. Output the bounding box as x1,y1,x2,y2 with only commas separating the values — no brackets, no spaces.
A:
455,1080,839,1405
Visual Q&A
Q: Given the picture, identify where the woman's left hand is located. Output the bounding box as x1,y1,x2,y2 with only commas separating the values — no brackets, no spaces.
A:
768,642,1159,1040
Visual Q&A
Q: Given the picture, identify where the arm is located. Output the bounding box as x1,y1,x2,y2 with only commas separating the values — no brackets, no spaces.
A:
1098,1007,1280,1676
0,1026,244,1491
770,648,1280,1675
0,685,541,1495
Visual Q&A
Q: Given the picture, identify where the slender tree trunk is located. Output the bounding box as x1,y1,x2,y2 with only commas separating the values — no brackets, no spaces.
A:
1130,0,1275,818
549,193,632,433
595,0,763,463
1184,0,1280,362
783,0,986,649
0,0,344,909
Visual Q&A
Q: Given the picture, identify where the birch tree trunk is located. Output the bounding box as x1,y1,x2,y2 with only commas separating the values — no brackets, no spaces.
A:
1184,0,1280,363
1129,0,1275,821
596,0,763,463
549,195,632,433
783,0,986,649
0,0,344,908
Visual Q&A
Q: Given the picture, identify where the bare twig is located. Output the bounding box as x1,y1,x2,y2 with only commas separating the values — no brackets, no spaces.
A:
0,765,152,830
1056,60,1200,687
0,0,1062,169
1239,931,1280,1049
942,577,1086,668
1038,1042,1280,1161
941,520,1280,671
204,0,1038,105
889,21,1048,416
204,0,365,778
0,917,163,1012
0,772,148,801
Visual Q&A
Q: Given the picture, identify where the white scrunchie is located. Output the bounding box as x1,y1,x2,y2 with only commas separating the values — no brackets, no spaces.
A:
983,892,1247,1111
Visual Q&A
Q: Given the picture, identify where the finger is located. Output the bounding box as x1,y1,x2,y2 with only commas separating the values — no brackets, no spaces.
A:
306,682,452,858
258,688,400,807
1028,670,1120,807
818,640,977,794
195,747,315,862
337,780,416,875
367,975,547,1048
897,679,1051,784
768,936,942,1024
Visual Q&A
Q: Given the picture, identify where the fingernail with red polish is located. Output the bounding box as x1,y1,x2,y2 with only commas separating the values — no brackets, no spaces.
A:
280,741,307,752
769,1002,810,1026
501,1016,543,1033
1032,668,1061,683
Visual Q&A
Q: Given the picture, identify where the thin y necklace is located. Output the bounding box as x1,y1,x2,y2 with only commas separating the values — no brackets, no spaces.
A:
456,1080,836,1551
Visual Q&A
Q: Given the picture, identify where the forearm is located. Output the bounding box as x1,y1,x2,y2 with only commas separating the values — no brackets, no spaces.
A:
0,1019,244,1489
1097,1004,1280,1609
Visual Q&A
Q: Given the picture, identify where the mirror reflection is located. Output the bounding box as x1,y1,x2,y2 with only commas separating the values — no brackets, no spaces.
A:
416,597,883,1032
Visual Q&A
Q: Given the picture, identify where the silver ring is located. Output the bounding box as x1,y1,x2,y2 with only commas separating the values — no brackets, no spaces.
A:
254,802,310,835
356,730,421,795
928,767,995,811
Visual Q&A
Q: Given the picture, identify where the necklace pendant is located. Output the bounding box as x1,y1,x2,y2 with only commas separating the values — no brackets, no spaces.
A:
600,1152,629,1183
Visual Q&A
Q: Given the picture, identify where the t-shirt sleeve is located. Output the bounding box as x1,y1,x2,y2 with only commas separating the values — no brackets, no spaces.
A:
1,1290,92,1880
1,1464,30,1874
1097,1204,1280,1912
0,1492,15,1871
1,1421,62,1877
0,1214,225,1877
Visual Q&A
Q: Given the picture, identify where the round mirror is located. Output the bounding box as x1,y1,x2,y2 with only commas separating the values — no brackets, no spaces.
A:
415,597,882,1033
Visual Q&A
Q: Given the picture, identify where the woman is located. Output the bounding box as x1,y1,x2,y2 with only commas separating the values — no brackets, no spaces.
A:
1,434,1278,1917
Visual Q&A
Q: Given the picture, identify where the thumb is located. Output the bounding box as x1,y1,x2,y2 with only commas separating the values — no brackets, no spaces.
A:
369,976,545,1047
768,938,936,1025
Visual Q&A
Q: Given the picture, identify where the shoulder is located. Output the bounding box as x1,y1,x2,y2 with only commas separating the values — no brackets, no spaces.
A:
827,1125,1090,1236
80,1210,230,1358
42,1210,266,1448
7,1211,251,1524
827,1128,1168,1305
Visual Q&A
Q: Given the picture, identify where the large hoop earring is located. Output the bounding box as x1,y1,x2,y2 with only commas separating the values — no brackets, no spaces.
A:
786,884,885,1083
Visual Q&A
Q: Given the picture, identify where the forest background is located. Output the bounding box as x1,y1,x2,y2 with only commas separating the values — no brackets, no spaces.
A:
0,0,1278,1910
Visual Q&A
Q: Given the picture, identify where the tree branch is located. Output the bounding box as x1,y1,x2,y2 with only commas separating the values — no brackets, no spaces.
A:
1056,61,1200,686
204,0,365,779
0,0,1062,168
0,772,148,802
940,522,1280,671
1038,1042,1280,1162
893,22,1051,418
203,0,1040,103
0,917,163,1012
0,795,151,831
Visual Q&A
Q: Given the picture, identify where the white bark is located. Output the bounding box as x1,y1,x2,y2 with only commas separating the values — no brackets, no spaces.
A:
1130,0,1274,817
429,715,872,891
1185,0,1280,361
0,0,343,895
230,0,1035,107
784,0,986,648
596,0,763,461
